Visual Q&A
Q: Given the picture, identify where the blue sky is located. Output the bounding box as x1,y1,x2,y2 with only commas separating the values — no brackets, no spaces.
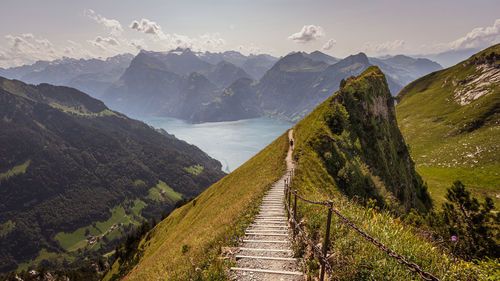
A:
0,0,499,67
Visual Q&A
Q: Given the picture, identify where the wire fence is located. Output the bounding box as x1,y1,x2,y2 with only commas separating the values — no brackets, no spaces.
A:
283,169,440,281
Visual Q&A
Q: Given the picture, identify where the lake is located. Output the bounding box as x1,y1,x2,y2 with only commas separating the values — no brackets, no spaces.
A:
140,117,294,173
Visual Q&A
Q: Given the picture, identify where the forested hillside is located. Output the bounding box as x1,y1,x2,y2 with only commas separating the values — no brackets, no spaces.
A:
0,77,225,272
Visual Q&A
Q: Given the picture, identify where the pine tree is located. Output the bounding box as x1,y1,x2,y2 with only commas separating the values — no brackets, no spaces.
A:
439,181,499,259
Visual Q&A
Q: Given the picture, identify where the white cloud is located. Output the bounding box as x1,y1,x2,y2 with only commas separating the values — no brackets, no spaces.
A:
199,33,226,50
95,36,120,46
85,9,123,36
129,39,147,51
128,18,227,52
445,18,500,51
364,39,406,55
236,44,264,55
288,25,324,43
1,34,60,66
21,33,34,40
89,36,121,50
0,13,230,67
0,50,7,61
130,19,166,39
322,39,336,50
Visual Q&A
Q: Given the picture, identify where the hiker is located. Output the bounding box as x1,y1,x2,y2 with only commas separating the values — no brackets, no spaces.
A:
290,139,294,147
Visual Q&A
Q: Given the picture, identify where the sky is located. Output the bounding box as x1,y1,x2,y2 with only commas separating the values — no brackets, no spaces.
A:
0,0,499,67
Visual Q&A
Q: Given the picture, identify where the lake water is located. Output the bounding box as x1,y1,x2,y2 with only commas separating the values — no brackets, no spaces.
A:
140,117,293,173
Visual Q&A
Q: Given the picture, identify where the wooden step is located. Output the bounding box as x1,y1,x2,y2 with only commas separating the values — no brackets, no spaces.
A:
238,248,292,253
248,225,287,228
231,267,302,276
243,239,288,243
235,255,297,261
245,232,288,236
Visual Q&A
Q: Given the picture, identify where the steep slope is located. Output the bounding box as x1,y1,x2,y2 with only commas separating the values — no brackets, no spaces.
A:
396,44,500,206
104,131,290,281
197,51,278,80
0,77,225,272
287,66,484,280
198,52,370,122
205,60,252,88
99,50,440,123
304,50,340,64
102,51,219,119
240,54,279,80
294,66,431,212
105,66,486,281
191,78,262,122
156,48,213,75
257,52,330,120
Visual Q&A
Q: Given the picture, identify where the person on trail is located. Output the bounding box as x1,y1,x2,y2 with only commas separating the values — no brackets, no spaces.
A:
290,139,294,147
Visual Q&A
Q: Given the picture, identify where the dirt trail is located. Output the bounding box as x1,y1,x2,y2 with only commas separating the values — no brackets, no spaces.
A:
230,129,303,280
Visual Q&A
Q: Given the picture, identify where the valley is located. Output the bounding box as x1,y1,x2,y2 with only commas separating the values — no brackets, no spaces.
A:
0,77,225,273
104,65,498,281
140,116,293,172
0,4,498,279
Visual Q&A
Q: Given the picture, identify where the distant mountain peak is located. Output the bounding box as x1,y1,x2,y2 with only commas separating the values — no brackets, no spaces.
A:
271,52,329,72
304,50,340,65
345,52,370,64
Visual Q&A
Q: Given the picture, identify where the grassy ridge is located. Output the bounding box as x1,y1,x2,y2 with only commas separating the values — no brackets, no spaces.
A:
290,67,490,280
104,132,289,280
396,44,499,207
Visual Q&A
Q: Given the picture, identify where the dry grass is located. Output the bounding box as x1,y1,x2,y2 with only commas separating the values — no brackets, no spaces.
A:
104,131,290,281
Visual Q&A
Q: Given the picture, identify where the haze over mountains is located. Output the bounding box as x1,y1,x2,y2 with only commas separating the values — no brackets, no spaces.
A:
0,48,442,123
0,54,134,99
106,49,439,122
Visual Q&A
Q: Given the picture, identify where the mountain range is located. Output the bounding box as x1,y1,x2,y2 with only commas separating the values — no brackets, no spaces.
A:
192,51,441,122
0,44,496,280
102,49,441,123
0,54,134,99
0,49,441,124
103,66,477,281
0,76,225,272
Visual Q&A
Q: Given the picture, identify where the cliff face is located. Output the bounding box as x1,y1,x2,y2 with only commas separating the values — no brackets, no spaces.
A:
103,67,440,281
294,66,432,212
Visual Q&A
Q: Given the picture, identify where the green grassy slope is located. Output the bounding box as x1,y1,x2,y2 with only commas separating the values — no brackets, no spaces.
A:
104,132,289,281
294,66,431,213
290,66,491,280
396,44,499,207
104,65,497,280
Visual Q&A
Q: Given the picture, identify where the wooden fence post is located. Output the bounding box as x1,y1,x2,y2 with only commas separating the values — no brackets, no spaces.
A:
293,190,298,237
320,200,333,281
285,187,290,221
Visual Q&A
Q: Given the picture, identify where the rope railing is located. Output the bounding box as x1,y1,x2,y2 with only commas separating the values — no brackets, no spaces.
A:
283,168,440,281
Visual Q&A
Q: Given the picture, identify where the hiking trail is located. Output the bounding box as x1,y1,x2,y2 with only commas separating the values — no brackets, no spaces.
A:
230,129,303,280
